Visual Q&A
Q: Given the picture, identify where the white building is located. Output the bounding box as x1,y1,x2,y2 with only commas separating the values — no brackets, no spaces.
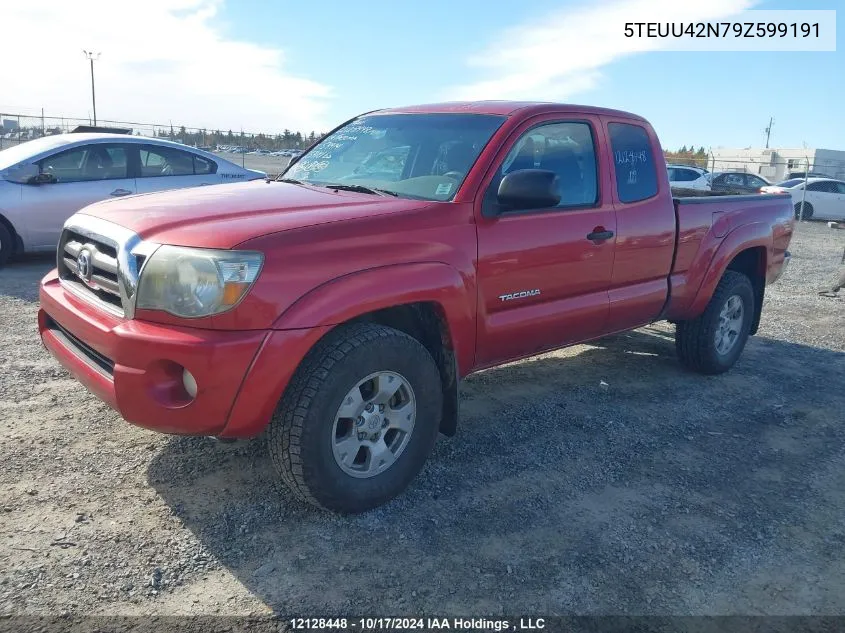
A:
710,147,845,182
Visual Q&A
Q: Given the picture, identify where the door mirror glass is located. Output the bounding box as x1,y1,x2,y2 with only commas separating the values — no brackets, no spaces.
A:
497,169,561,211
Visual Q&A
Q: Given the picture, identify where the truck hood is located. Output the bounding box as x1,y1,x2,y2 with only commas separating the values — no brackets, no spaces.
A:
77,180,427,248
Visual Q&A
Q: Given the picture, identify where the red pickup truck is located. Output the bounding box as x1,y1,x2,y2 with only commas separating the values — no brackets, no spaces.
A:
38,102,793,512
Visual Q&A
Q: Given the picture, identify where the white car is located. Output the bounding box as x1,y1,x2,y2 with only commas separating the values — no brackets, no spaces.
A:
0,133,265,265
760,177,845,220
667,164,711,191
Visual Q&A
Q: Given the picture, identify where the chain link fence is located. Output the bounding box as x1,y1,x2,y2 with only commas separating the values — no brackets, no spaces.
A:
665,151,845,182
0,111,324,153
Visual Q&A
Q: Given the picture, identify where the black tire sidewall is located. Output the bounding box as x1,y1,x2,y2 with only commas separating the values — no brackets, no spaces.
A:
0,223,12,266
298,332,442,512
704,275,754,371
795,202,813,219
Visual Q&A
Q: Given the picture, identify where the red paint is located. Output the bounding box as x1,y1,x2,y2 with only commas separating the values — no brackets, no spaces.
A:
38,102,794,438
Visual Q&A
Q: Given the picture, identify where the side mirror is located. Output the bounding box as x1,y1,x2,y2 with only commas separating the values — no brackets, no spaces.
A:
496,169,561,212
2,163,41,184
31,172,57,185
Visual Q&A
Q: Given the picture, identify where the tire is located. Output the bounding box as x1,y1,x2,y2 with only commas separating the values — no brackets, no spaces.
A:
675,271,755,375
267,323,443,513
0,222,13,267
794,201,813,220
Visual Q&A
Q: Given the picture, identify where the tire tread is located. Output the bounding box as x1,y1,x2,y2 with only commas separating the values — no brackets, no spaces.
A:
675,270,753,375
267,323,429,510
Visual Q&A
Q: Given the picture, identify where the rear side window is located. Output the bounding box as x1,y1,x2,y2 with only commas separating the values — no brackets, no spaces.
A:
139,146,202,177
608,123,658,203
193,155,217,175
668,167,701,182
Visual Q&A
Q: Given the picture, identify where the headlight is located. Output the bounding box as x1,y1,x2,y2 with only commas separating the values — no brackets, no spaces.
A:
136,246,264,318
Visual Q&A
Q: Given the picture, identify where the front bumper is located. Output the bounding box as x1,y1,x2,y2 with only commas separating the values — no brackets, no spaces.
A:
38,270,329,437
771,250,791,284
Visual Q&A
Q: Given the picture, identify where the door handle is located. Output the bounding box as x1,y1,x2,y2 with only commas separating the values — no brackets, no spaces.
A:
110,188,132,197
586,229,614,241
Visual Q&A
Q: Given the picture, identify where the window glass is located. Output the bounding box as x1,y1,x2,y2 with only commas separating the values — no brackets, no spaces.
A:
358,145,410,180
777,179,804,188
284,113,506,201
608,123,658,202
678,169,701,182
38,144,128,182
807,181,833,192
193,155,216,175
747,175,767,188
139,146,196,177
724,173,745,186
497,122,598,207
833,182,845,194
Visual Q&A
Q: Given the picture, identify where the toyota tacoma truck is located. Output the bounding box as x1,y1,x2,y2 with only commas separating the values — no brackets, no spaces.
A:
38,102,794,513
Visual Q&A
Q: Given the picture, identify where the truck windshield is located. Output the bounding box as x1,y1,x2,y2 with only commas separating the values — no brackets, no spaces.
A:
283,113,506,201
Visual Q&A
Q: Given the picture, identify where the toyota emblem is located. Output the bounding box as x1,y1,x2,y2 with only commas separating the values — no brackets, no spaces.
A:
76,249,93,281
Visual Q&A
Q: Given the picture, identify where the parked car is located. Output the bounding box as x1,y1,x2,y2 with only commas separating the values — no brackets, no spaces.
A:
708,171,772,194
38,102,793,513
760,177,845,220
667,164,711,190
785,170,832,180
0,134,265,265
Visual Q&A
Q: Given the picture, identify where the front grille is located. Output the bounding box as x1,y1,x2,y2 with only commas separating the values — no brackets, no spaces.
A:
58,229,124,314
57,216,152,320
46,317,115,378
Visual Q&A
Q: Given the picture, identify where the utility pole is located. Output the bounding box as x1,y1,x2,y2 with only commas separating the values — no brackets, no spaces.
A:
82,50,101,125
764,116,774,149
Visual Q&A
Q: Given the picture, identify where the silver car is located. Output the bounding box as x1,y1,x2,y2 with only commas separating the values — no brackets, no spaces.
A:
0,133,265,265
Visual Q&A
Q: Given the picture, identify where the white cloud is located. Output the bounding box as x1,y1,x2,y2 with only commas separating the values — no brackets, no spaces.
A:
448,0,760,101
0,0,332,134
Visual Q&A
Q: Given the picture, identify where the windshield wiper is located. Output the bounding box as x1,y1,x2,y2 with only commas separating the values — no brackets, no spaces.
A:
323,183,398,197
276,177,305,185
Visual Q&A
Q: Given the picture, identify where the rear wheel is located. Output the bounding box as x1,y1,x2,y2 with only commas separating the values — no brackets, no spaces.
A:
0,222,13,267
675,271,755,375
794,201,814,220
267,323,442,513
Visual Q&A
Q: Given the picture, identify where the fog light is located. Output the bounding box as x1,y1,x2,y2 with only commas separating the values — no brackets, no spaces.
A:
182,369,198,398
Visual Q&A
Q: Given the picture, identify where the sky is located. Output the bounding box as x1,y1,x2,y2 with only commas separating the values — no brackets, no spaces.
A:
0,0,841,151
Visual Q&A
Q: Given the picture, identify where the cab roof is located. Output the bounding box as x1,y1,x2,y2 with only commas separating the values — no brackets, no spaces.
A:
374,101,646,121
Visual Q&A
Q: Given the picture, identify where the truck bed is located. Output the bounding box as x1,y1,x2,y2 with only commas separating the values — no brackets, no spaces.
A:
664,192,794,320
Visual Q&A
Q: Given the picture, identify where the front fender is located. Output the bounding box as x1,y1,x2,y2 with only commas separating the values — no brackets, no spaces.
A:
274,261,476,376
685,222,771,319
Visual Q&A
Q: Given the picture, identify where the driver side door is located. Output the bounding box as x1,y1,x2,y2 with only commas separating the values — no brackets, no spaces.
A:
19,143,136,249
474,116,616,368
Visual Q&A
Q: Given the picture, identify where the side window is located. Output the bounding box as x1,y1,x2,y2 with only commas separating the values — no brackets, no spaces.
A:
139,146,196,177
833,182,845,194
725,173,745,186
747,175,766,188
193,155,217,175
38,144,129,183
498,121,598,208
807,181,832,193
608,123,658,203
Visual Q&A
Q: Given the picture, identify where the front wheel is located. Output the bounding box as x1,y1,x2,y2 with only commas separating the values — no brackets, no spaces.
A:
0,222,13,267
675,271,755,375
267,323,442,513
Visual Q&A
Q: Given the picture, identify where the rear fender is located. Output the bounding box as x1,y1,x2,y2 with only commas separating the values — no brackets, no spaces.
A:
685,223,771,319
273,262,476,377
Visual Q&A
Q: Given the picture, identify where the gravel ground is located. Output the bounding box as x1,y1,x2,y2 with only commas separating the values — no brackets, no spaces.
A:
1,222,844,619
